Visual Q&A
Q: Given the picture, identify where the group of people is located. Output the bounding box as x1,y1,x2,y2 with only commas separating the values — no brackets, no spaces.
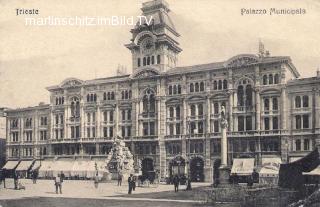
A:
127,174,136,194
172,175,192,192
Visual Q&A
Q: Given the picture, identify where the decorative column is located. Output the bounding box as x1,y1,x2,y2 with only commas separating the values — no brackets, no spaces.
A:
256,88,261,130
218,106,230,186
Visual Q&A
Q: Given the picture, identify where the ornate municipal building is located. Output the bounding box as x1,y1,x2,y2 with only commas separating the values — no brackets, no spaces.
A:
4,0,320,182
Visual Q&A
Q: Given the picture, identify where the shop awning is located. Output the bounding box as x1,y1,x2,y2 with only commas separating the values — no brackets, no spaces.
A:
259,157,282,177
2,160,20,170
231,158,255,176
30,160,41,171
303,166,320,175
16,160,34,171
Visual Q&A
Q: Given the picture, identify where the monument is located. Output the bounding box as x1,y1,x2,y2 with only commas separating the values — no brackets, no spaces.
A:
105,135,134,180
218,106,231,185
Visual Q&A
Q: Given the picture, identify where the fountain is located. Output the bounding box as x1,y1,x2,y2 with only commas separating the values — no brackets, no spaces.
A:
104,135,134,180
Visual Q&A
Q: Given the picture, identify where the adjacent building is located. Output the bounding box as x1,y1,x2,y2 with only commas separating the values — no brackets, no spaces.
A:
4,0,320,182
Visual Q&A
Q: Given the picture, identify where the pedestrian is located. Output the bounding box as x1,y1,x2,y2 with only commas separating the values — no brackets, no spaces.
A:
94,172,99,189
32,170,38,184
13,171,18,190
128,174,133,194
117,172,122,186
132,175,136,191
186,176,192,191
173,175,179,192
0,170,5,188
54,173,63,194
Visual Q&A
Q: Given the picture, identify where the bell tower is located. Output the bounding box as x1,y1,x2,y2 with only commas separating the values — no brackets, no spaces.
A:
125,0,182,75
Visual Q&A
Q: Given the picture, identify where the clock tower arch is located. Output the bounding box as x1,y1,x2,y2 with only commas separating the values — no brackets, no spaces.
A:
125,0,182,74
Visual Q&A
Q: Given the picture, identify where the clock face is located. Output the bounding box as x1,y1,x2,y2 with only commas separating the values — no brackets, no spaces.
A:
141,37,154,54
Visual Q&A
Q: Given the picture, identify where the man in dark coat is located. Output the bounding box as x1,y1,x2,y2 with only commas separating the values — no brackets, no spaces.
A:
128,174,133,194
0,170,5,188
173,175,179,192
13,171,18,190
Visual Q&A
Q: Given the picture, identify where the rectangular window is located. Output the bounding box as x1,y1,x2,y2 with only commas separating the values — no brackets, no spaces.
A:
169,124,174,135
109,127,113,138
246,116,252,130
304,139,310,151
238,116,244,131
273,117,279,130
87,127,90,138
60,129,63,139
176,123,180,135
103,127,108,137
150,122,155,135
296,115,301,129
127,110,131,120
214,120,219,132
76,126,80,138
143,122,148,136
264,117,270,130
92,127,96,138
303,115,309,129
55,129,59,139
71,126,75,138
109,111,114,122
127,126,131,137
295,139,301,151
122,126,126,137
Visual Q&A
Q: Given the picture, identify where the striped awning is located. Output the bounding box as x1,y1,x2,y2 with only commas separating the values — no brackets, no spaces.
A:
16,160,34,171
2,160,20,170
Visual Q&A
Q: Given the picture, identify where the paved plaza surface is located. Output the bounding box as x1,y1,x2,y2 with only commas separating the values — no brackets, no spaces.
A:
0,179,211,207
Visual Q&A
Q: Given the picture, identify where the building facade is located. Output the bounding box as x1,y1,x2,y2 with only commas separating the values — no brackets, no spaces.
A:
5,0,320,182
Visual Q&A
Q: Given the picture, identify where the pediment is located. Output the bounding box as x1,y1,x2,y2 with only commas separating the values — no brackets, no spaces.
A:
60,78,84,88
225,54,259,68
132,68,160,79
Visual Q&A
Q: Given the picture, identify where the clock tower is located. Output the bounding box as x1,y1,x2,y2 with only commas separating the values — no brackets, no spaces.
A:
125,0,182,76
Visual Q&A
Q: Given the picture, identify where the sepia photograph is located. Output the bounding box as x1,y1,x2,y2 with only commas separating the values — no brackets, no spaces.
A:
0,0,320,206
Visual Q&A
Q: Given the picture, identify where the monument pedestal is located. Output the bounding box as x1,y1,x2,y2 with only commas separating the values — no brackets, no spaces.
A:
218,165,231,186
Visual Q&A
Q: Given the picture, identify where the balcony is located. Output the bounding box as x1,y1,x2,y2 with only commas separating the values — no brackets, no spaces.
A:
259,130,280,135
69,116,80,123
233,105,255,113
187,115,206,121
291,128,313,134
164,135,182,140
132,135,158,141
139,112,157,119
188,133,205,139
166,117,182,122
50,138,79,144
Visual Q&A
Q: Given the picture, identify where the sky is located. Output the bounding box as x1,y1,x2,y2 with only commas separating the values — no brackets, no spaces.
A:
0,0,320,108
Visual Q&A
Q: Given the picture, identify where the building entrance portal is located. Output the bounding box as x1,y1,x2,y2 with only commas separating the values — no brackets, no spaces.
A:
190,157,204,182
169,156,186,177
141,158,155,182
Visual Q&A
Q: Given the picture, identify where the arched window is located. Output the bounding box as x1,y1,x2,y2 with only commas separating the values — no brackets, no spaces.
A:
272,98,278,110
269,74,273,84
62,97,64,104
121,91,125,100
274,74,279,84
87,94,90,102
173,85,177,94
218,80,222,90
129,90,132,99
94,94,97,102
195,82,199,92
143,57,146,66
273,117,278,130
198,104,203,116
263,75,268,85
200,82,205,91
125,91,129,99
122,110,126,121
169,107,174,118
295,96,301,108
157,55,160,64
151,56,154,64
214,103,219,114
246,85,252,106
103,92,107,100
190,83,194,93
90,94,94,102
177,85,181,94
199,142,204,153
55,97,59,105
168,86,172,95
150,94,155,112
147,56,150,65
75,101,80,117
213,81,217,90
111,92,115,100
264,98,269,111
303,95,309,107
237,85,244,106
142,89,156,114
107,92,110,100
137,58,141,67
223,80,228,89
58,97,61,105
190,105,196,117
